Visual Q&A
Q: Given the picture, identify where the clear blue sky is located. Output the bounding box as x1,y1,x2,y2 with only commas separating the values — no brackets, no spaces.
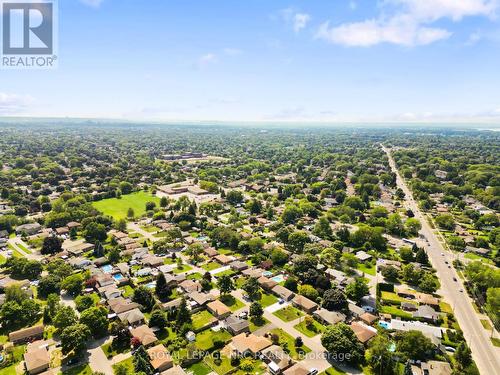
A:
1,0,500,122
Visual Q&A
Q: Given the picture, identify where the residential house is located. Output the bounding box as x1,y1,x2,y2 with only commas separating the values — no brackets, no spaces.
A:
161,365,187,375
108,297,140,315
117,308,145,326
350,321,377,344
242,268,264,278
9,325,44,344
313,309,346,325
413,305,440,323
230,260,249,272
261,345,294,374
417,361,452,375
272,285,295,301
224,315,250,335
163,298,183,312
189,291,214,308
355,250,372,262
207,300,231,319
204,247,218,258
16,223,42,235
417,293,440,308
131,325,158,346
258,276,278,291
179,279,202,293
283,363,310,375
147,344,174,372
230,333,272,357
214,254,232,265
24,348,50,374
292,295,318,314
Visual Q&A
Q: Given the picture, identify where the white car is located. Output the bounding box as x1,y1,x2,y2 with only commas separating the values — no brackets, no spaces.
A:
309,368,318,375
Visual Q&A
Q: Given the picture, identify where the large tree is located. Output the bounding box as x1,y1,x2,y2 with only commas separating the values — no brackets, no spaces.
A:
60,324,91,355
79,306,109,338
321,323,365,364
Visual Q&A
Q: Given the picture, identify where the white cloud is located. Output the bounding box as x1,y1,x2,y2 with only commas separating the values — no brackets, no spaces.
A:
316,17,451,47
293,13,311,32
316,0,497,47
280,8,311,33
0,93,34,114
394,0,498,21
80,0,104,8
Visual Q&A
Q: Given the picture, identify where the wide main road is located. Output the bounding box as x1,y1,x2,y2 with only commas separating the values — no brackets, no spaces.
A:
382,145,500,375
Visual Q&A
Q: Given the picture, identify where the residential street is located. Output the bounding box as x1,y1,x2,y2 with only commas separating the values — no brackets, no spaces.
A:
382,145,500,375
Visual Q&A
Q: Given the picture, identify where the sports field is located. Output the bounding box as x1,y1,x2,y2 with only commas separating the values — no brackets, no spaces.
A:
92,191,160,220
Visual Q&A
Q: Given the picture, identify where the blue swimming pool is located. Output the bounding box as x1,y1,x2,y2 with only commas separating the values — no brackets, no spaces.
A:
262,271,273,277
113,273,124,281
101,264,113,273
378,321,391,330
145,282,156,289
271,274,285,283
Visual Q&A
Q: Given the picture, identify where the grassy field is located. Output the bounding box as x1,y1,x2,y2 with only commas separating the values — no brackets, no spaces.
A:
195,329,232,351
61,364,93,375
220,295,245,311
270,328,311,360
192,310,216,331
294,318,325,337
187,361,212,375
92,191,160,220
258,292,278,307
273,305,304,322
112,357,134,374
249,316,269,332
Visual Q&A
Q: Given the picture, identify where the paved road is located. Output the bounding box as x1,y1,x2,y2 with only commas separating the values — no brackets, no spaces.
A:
383,145,500,375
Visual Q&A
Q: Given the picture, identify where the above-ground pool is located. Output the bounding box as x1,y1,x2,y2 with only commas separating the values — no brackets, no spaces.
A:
101,264,113,273
378,321,392,330
113,273,124,281
271,274,285,283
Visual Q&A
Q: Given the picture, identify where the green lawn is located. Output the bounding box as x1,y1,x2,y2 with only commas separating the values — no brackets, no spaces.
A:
320,366,347,375
0,366,16,375
187,361,212,375
195,329,232,351
220,295,245,311
380,291,405,304
204,354,233,375
380,305,412,319
61,364,93,375
201,262,222,271
187,272,203,280
112,356,134,374
192,310,216,331
273,305,304,322
294,318,325,337
258,292,278,308
270,328,311,360
173,264,193,274
439,301,453,314
249,317,269,332
464,253,494,265
92,191,160,220
491,337,500,347
101,341,130,359
356,263,376,276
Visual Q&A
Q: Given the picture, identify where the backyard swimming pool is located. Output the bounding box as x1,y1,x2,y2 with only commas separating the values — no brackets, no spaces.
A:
271,274,285,283
145,281,156,289
378,321,392,330
101,264,113,273
113,273,124,281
